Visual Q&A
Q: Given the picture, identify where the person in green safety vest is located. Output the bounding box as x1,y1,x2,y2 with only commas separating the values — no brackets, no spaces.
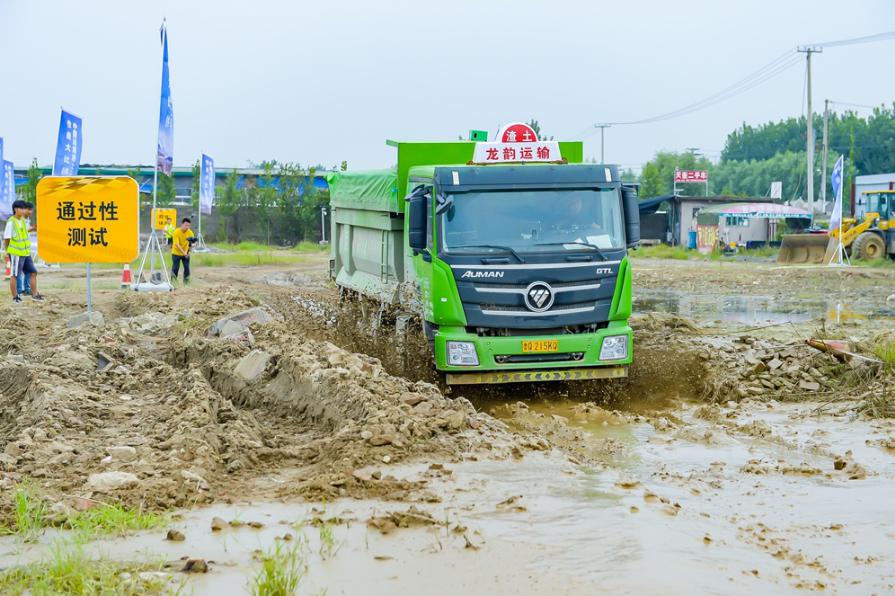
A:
4,200,42,303
164,218,176,246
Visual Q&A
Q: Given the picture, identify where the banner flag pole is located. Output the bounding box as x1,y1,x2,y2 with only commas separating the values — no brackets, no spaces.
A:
135,19,174,291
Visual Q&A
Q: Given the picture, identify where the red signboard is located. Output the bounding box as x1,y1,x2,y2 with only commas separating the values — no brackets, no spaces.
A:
675,170,708,183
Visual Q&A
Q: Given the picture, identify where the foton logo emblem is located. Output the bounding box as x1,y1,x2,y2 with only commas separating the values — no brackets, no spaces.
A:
524,282,555,313
461,270,504,279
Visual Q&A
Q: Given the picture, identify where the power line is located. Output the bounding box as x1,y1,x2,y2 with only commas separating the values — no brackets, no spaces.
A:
578,51,801,136
574,30,895,137
828,100,880,110
807,30,895,48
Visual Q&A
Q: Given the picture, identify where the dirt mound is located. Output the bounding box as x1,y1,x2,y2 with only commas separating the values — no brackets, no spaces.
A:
0,288,519,523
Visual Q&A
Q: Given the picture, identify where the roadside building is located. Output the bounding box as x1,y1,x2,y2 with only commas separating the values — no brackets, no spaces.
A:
695,202,811,252
638,195,784,247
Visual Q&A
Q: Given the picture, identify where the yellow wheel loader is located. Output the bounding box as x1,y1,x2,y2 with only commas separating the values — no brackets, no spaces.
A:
778,190,895,263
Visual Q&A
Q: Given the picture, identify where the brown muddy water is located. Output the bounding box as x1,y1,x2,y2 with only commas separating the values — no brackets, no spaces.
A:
634,288,895,327
4,398,894,595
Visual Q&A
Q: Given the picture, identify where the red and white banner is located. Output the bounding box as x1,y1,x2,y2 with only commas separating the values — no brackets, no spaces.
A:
675,170,708,183
472,122,562,164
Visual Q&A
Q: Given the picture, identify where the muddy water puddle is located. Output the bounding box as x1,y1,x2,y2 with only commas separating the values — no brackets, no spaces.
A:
634,288,895,327
5,400,893,594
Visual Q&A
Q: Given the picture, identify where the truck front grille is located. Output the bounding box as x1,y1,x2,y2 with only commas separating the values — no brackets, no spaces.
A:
494,352,585,364
470,323,606,337
478,302,596,316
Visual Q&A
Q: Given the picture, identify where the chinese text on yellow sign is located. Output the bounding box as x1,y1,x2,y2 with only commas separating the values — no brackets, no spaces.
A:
152,208,177,230
36,176,139,263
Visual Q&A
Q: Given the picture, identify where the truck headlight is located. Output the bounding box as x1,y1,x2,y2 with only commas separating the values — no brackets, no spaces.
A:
447,341,479,366
599,335,629,361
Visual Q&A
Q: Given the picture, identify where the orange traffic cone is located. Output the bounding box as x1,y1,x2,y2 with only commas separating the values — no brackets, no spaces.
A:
3,255,10,280
120,264,133,288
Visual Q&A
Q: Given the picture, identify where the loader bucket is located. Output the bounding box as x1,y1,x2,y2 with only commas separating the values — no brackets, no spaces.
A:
777,234,830,264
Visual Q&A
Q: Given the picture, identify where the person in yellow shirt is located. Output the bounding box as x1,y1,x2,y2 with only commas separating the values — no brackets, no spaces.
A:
171,217,195,284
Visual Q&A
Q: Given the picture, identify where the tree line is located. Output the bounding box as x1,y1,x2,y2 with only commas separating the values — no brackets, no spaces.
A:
634,104,894,199
15,159,334,245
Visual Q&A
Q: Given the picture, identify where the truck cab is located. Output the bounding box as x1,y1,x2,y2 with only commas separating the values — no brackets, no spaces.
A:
329,124,640,384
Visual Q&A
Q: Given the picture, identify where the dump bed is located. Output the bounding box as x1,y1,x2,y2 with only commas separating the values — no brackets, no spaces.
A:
328,170,406,302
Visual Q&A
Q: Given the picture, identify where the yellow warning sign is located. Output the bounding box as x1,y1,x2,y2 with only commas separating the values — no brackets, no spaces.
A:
36,176,139,263
152,208,178,231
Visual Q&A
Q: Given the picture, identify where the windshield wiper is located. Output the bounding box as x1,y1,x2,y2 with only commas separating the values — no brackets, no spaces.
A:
533,241,607,260
451,244,525,263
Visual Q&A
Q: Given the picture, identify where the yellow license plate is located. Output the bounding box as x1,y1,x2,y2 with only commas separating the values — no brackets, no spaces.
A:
522,340,559,353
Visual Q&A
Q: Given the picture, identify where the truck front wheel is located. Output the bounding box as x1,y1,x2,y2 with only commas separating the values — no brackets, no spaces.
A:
852,232,886,260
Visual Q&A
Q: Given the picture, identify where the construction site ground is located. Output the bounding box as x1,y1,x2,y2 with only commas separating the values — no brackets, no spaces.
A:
1,251,894,594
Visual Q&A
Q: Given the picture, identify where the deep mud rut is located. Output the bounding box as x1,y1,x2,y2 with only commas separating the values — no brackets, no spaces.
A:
1,255,894,594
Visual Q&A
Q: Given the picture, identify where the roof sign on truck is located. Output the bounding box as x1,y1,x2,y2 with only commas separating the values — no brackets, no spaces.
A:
471,122,562,164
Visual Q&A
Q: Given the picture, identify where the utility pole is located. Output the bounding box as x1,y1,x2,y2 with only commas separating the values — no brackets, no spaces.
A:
821,99,830,213
798,46,822,221
594,123,611,163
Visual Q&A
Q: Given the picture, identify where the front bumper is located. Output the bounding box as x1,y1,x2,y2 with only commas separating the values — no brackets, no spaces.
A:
434,322,633,384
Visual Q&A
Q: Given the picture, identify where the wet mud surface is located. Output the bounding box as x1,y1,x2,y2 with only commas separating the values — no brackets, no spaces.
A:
2,254,894,594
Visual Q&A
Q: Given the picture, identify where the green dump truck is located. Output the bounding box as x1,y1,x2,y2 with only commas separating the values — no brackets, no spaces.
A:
328,123,640,385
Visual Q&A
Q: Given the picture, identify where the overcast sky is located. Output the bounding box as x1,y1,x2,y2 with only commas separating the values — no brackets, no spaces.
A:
1,0,893,173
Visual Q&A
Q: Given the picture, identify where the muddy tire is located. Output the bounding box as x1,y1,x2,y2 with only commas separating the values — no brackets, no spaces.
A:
852,232,886,260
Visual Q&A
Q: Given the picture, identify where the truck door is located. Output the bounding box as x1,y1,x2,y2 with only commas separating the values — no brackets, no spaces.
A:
409,179,435,320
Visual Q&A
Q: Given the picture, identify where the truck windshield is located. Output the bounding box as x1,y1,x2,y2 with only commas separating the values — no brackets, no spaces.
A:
440,188,624,254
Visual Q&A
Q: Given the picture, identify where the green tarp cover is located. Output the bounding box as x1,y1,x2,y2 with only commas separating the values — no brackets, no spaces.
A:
328,169,399,212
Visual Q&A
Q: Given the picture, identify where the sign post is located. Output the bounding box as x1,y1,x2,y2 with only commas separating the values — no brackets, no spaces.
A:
36,176,139,311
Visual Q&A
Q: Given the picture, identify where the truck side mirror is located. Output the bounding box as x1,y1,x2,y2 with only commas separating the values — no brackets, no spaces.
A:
406,185,429,253
622,186,641,248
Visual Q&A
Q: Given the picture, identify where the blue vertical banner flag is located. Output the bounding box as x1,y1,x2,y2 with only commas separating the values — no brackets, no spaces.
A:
829,155,844,231
156,23,174,175
0,160,14,220
199,154,215,214
52,110,83,176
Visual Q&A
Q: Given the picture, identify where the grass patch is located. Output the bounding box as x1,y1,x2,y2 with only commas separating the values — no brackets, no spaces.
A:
208,241,270,252
630,244,695,260
318,522,337,560
1,484,167,542
291,240,328,253
0,540,174,595
209,240,327,253
874,338,895,368
249,540,307,596
65,503,168,539
737,246,777,258
855,257,895,268
191,252,306,267
5,483,48,543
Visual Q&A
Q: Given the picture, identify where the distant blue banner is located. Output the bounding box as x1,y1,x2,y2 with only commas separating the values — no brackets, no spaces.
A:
829,155,844,231
156,23,174,175
52,109,83,176
0,160,14,220
0,136,4,164
830,155,843,200
199,153,214,214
